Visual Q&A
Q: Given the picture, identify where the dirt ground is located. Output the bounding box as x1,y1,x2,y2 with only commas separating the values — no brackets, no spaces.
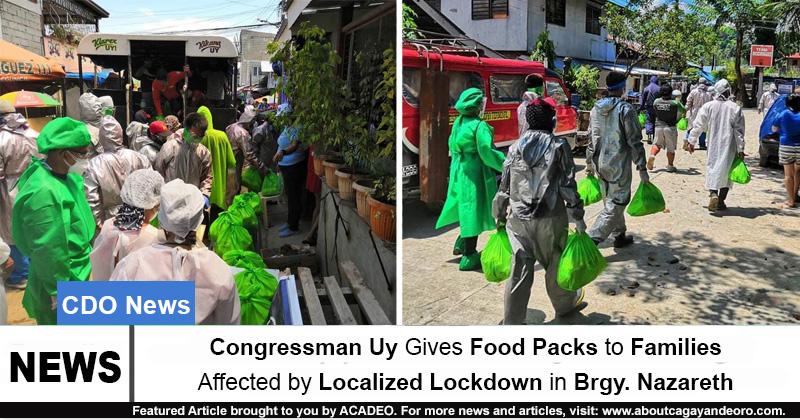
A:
402,108,800,326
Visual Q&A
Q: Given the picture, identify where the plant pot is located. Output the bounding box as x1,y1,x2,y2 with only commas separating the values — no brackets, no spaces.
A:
312,154,327,176
353,179,375,218
368,196,396,243
335,167,371,201
322,158,345,189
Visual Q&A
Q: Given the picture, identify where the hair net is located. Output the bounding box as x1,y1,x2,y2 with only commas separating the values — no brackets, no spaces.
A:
454,88,484,115
0,99,15,114
698,78,708,85
672,89,682,98
525,99,555,131
158,179,205,242
164,115,181,131
99,96,114,111
99,115,124,151
714,79,731,97
37,117,91,153
239,105,256,124
121,168,165,210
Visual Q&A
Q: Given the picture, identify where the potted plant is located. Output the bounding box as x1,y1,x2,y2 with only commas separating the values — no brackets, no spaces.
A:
352,178,376,219
336,142,371,200
267,23,348,178
368,175,396,243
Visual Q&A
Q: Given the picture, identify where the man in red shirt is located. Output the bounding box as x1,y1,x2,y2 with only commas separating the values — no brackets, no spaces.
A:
152,65,192,118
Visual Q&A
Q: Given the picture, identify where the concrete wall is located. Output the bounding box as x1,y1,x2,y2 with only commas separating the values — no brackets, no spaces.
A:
0,0,43,55
316,184,396,323
439,0,528,52
530,0,613,62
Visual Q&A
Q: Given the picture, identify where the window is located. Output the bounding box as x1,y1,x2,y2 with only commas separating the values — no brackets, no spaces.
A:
448,71,484,107
252,66,261,77
586,4,601,35
472,0,509,20
546,80,569,106
403,69,483,108
546,0,566,26
489,74,527,104
402,68,422,108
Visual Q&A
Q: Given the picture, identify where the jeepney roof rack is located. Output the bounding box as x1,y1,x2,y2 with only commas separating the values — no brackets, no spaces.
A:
404,30,483,67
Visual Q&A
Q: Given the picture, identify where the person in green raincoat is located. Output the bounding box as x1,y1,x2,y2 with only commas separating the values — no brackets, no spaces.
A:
197,106,236,219
435,88,506,271
11,118,94,325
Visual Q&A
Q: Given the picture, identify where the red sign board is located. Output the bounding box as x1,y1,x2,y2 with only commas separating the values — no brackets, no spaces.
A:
750,45,774,67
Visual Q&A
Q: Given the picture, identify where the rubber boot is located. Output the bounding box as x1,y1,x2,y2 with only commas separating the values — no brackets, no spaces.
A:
613,233,634,248
459,253,481,271
453,236,466,256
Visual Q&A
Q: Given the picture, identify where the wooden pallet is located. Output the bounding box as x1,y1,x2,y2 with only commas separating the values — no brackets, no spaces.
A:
293,261,391,325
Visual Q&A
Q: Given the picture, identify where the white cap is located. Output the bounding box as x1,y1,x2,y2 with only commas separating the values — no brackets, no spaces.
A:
157,179,205,241
121,169,165,210
672,89,682,98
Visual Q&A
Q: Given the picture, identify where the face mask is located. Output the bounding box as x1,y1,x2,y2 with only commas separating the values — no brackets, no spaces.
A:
66,151,89,175
183,129,201,143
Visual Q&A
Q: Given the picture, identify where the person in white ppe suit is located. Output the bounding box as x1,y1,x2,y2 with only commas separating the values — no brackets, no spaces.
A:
91,169,164,282
225,105,255,206
0,237,13,324
585,71,649,247
494,98,588,324
132,120,171,165
684,78,713,150
758,84,781,114
79,93,114,158
125,110,151,146
83,115,152,229
110,179,240,325
0,100,42,289
688,79,745,212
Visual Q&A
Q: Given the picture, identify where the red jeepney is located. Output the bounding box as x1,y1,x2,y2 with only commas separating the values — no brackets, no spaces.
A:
402,44,577,199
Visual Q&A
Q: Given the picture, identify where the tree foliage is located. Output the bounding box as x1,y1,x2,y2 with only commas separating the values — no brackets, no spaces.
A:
266,23,347,150
601,0,717,77
572,66,600,111
530,29,557,70
402,4,423,40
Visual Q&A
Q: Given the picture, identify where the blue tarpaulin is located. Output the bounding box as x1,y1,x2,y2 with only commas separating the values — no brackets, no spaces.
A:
698,70,716,83
760,95,787,140
65,71,113,85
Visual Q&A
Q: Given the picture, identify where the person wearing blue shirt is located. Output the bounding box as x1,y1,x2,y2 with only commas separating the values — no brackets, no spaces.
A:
772,94,800,208
272,104,307,237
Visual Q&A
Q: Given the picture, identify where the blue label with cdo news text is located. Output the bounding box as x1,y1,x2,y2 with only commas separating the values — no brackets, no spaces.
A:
57,281,194,325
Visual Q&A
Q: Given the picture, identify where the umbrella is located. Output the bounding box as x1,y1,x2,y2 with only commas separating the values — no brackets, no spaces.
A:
0,91,61,108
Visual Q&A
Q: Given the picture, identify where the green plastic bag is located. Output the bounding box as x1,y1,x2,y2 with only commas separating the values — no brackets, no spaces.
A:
234,268,278,325
481,229,513,283
223,250,266,269
557,231,607,291
228,201,258,229
577,175,603,207
233,191,263,215
638,112,646,128
241,167,263,191
208,211,243,242
676,117,688,130
214,224,253,257
261,170,283,196
729,156,751,184
627,182,666,216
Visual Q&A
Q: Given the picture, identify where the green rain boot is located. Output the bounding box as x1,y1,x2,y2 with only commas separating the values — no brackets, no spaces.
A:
459,253,481,271
453,236,466,255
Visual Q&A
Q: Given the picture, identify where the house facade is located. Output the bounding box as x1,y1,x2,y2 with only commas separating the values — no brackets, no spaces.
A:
433,0,615,64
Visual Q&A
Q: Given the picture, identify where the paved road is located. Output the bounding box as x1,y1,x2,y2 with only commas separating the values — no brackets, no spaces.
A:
402,109,800,325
